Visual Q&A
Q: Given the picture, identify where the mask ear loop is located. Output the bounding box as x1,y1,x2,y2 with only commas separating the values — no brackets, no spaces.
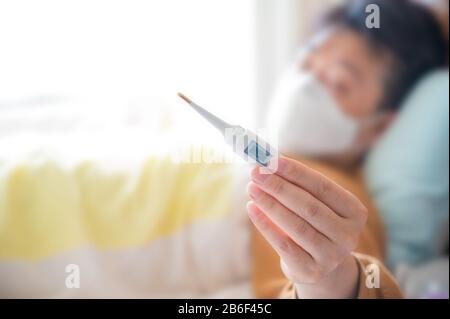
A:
296,26,337,72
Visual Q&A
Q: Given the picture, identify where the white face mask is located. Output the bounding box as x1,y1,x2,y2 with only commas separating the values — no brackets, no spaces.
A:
268,70,359,156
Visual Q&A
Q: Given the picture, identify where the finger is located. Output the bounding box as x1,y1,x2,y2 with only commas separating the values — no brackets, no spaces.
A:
249,169,344,242
248,184,337,265
262,157,365,219
246,201,315,270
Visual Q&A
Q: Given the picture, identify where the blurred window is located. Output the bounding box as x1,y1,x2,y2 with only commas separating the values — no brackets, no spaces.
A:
0,0,255,127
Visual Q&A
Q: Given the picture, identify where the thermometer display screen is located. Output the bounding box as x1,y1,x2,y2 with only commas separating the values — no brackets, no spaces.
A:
244,140,272,166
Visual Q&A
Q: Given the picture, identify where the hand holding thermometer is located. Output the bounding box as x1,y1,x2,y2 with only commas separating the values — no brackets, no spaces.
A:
177,93,279,172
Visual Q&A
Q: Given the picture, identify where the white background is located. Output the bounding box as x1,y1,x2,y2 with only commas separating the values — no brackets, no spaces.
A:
0,0,338,143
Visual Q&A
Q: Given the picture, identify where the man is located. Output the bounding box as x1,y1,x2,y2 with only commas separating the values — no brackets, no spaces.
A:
248,0,447,298
268,0,447,168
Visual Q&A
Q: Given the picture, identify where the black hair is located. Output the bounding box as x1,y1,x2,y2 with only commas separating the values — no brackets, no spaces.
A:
320,0,447,110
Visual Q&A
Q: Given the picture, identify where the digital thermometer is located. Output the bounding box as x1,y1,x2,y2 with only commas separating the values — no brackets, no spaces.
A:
178,92,278,171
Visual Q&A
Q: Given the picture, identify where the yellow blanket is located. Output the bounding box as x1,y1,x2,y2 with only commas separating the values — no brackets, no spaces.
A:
0,158,234,260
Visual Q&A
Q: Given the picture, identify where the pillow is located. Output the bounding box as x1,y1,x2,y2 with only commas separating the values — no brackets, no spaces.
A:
364,69,449,267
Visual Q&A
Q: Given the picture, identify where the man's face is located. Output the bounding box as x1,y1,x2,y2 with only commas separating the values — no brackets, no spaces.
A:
299,28,388,118
295,28,395,164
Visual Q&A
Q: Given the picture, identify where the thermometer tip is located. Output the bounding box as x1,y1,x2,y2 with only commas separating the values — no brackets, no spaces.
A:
177,92,192,104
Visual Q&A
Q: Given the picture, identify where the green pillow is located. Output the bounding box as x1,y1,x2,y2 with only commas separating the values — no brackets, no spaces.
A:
365,69,449,266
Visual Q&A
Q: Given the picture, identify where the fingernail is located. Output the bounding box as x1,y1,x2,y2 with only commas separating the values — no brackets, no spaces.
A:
247,183,263,200
251,168,270,185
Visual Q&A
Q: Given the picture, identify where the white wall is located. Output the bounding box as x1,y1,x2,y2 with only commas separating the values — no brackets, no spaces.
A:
0,0,343,130
0,0,256,127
